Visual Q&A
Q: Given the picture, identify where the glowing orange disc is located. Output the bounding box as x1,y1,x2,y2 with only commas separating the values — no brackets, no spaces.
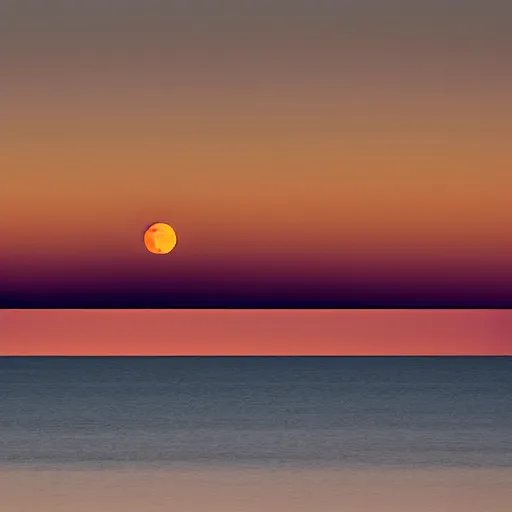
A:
144,223,177,255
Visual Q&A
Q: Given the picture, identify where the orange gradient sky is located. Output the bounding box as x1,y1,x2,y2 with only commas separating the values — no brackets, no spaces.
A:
1,310,511,356
1,1,512,307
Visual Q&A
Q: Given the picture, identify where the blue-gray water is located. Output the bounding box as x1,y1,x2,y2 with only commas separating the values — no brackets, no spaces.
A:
1,357,511,469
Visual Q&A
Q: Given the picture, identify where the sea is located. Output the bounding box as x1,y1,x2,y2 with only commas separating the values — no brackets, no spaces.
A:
1,356,511,470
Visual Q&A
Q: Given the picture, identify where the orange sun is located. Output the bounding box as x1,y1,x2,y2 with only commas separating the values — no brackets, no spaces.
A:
144,223,177,255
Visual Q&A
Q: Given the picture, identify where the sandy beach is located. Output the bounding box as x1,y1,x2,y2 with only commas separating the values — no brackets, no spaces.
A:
1,468,511,512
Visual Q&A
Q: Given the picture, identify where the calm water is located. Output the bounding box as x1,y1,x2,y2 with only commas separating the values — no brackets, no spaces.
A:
0,357,511,469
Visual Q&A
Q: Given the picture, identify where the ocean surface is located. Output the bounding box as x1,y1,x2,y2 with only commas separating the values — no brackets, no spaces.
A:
1,356,511,469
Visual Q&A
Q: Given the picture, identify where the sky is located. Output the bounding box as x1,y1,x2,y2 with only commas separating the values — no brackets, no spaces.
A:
1,0,511,307
1,310,511,355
